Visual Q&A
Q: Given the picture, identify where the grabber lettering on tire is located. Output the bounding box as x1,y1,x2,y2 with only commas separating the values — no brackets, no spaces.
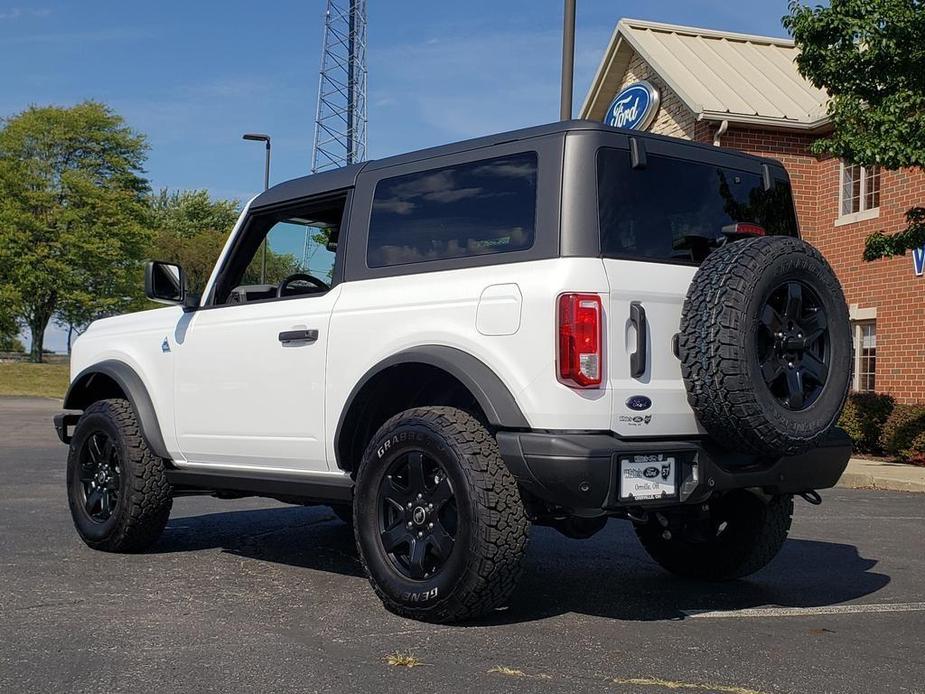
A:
352,406,530,623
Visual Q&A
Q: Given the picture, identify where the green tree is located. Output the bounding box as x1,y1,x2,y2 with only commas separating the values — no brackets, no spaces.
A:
0,282,19,351
784,0,925,260
0,333,24,352
148,189,241,296
0,102,151,361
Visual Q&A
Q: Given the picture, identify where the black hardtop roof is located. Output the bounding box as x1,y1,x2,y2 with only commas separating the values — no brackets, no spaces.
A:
249,119,779,209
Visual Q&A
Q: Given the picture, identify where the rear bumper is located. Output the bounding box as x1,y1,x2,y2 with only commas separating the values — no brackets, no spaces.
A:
497,428,852,511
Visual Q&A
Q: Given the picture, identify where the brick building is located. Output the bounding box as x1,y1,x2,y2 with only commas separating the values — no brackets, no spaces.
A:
581,19,925,403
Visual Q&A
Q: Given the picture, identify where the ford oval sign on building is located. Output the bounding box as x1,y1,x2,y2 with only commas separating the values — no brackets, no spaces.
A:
603,81,660,130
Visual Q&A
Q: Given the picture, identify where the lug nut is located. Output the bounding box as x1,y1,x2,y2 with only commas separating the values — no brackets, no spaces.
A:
417,531,423,538
427,503,433,509
417,493,422,499
407,522,412,528
428,523,433,529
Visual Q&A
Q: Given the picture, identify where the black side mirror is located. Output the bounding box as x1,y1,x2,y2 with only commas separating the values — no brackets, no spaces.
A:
325,227,339,253
145,260,186,305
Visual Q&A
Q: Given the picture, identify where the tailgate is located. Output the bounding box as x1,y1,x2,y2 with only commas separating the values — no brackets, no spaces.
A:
603,258,701,438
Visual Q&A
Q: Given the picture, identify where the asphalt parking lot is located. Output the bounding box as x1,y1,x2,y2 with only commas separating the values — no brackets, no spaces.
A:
1,397,923,694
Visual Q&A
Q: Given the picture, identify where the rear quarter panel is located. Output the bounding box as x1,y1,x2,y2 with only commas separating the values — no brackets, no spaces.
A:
325,258,614,465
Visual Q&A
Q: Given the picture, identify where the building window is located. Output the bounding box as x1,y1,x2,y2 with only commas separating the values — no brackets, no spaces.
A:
840,163,880,217
852,321,876,392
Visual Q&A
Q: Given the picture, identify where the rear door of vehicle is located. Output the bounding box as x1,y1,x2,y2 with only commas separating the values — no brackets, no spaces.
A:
594,137,799,438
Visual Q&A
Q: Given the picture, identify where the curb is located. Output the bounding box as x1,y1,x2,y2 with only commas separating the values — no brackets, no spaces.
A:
836,459,925,494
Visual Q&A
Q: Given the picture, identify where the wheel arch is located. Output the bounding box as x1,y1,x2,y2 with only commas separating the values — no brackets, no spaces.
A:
334,346,529,473
64,360,170,459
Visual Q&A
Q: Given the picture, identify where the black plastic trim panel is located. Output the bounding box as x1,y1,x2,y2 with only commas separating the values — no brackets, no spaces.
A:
497,428,852,511
334,345,530,468
166,469,353,502
61,360,170,459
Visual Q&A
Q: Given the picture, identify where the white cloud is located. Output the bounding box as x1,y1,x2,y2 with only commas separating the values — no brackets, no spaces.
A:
0,7,51,20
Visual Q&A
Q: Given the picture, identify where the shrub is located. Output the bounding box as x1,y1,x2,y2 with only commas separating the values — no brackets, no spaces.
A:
0,335,24,353
838,392,895,453
900,431,925,467
879,404,925,462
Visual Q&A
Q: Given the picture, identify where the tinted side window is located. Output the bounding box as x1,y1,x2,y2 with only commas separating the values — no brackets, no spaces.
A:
597,148,798,266
367,153,537,268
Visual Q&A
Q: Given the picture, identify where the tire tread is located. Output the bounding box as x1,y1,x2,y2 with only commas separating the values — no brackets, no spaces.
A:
680,236,849,456
354,406,529,623
636,493,793,580
70,399,172,552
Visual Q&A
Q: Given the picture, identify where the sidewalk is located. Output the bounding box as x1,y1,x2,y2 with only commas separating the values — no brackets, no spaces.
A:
837,458,925,493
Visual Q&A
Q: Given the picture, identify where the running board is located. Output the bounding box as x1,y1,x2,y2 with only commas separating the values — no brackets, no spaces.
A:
165,468,353,503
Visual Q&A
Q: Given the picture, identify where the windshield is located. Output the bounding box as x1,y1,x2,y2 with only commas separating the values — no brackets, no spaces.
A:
597,148,798,265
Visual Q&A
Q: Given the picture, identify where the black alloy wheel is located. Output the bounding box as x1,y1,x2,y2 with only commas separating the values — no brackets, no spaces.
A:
680,236,851,456
377,450,457,580
66,399,172,552
77,431,122,522
353,406,529,622
757,280,830,410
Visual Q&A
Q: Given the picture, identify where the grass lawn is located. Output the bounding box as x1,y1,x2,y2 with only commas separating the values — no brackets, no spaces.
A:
0,361,70,399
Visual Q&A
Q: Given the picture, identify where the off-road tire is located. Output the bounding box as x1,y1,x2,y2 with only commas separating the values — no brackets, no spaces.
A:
353,406,529,623
66,399,172,552
680,236,851,457
635,492,793,580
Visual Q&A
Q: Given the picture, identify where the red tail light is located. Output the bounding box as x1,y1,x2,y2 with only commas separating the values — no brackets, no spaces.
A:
557,293,603,388
722,222,766,237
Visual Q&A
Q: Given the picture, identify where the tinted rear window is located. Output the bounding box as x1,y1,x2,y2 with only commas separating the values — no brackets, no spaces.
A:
367,152,537,268
597,148,798,265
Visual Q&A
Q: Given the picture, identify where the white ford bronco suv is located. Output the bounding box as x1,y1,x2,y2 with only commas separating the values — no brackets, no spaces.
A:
55,121,853,623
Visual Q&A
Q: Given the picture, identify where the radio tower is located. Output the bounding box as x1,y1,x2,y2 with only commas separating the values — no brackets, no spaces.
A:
311,0,367,173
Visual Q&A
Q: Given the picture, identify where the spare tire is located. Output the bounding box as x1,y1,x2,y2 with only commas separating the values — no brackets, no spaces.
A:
679,236,851,457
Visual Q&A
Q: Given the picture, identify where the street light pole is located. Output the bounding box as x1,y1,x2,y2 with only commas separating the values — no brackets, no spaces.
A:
560,0,576,121
243,133,271,283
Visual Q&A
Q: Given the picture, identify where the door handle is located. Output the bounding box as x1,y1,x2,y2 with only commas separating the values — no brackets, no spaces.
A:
278,329,318,344
629,302,647,378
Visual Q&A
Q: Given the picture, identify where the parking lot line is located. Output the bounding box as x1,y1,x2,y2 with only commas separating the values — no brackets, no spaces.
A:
682,602,925,619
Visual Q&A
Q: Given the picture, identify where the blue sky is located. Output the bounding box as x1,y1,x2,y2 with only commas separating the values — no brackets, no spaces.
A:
2,0,795,351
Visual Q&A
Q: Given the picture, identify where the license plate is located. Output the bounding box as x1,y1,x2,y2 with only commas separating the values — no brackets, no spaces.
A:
619,455,677,501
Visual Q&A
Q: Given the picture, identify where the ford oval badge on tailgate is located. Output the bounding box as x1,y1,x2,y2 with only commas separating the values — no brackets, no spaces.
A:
626,395,652,411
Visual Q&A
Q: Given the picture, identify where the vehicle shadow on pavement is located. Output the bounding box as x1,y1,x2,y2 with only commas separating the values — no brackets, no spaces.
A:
153,506,890,624
494,523,892,625
156,505,366,577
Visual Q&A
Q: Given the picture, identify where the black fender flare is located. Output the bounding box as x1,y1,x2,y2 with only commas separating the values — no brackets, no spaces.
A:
64,360,170,459
334,345,530,463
